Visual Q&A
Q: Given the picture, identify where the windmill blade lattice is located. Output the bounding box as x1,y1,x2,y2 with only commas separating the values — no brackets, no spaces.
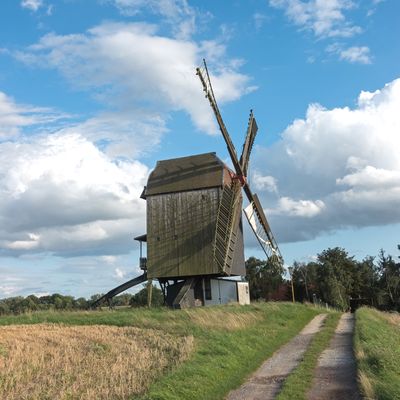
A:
240,111,258,177
214,180,243,273
196,59,284,268
244,196,283,265
196,60,242,175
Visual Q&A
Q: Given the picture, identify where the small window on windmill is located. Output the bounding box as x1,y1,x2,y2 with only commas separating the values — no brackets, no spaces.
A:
204,278,212,300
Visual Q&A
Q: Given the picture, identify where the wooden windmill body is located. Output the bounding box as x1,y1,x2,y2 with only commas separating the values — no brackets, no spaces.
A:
93,61,283,309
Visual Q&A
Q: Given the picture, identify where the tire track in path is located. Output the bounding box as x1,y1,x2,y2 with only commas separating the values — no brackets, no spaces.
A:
307,313,360,400
226,313,327,400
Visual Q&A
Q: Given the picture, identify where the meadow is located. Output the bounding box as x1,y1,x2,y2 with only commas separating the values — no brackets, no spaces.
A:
355,307,400,400
0,302,320,400
0,324,192,400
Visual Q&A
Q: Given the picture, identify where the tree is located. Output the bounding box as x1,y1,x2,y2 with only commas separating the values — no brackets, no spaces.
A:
245,257,284,301
130,285,164,307
291,261,319,302
314,247,358,310
112,293,133,307
377,249,400,310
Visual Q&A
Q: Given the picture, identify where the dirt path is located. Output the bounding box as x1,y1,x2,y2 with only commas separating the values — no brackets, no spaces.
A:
307,313,360,400
225,314,327,400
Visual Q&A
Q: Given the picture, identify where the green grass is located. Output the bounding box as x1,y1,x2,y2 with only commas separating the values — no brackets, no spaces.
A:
0,302,322,400
275,312,341,400
355,307,400,400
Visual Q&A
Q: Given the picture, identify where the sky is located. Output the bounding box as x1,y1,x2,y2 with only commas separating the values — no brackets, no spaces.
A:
0,0,399,299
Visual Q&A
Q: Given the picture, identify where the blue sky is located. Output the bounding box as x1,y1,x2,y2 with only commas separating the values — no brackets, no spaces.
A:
0,0,399,298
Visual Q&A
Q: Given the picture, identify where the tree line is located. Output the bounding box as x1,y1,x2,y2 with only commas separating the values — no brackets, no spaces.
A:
246,246,400,311
0,285,164,315
1,246,398,315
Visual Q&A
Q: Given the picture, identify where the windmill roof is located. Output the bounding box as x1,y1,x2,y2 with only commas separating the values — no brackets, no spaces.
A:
145,152,226,196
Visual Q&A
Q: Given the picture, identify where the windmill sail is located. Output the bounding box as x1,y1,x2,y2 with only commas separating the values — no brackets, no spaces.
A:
197,59,283,267
196,60,242,174
240,111,258,176
244,196,282,264
214,180,242,273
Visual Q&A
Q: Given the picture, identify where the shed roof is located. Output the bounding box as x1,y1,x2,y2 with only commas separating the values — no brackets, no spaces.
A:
145,152,225,196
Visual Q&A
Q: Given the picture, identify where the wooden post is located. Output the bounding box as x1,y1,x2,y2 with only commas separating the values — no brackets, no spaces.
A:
147,279,153,307
288,267,295,303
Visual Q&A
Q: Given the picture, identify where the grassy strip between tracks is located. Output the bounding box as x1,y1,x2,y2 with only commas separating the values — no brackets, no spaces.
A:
354,307,400,400
275,311,341,400
0,302,321,400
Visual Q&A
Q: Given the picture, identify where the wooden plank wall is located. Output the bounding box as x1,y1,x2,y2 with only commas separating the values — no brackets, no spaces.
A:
147,188,221,279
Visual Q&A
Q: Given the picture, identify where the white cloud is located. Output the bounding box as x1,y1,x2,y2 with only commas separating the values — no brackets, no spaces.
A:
109,0,198,39
253,13,268,30
339,46,372,64
100,255,118,264
253,78,400,242
337,166,400,189
15,22,253,136
21,0,43,12
252,171,278,193
58,111,167,158
0,132,149,257
0,91,66,139
0,285,21,296
269,0,361,38
327,44,372,64
114,267,126,279
367,0,385,17
269,197,325,217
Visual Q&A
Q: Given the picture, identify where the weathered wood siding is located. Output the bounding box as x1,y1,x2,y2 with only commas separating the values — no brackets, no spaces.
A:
147,188,221,279
230,220,245,276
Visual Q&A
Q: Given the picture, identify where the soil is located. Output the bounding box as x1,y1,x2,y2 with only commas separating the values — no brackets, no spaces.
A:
225,313,327,400
307,313,360,400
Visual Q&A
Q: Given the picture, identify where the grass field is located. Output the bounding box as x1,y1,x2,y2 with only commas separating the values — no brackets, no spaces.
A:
355,307,400,400
0,302,321,400
0,324,192,400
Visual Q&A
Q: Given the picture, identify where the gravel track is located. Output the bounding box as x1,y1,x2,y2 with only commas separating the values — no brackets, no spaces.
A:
307,313,360,400
225,313,327,400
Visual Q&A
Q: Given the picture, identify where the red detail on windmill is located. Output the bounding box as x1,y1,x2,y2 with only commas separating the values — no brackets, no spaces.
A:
228,169,247,186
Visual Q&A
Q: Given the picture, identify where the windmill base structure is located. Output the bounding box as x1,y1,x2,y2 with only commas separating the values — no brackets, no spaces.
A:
92,60,283,309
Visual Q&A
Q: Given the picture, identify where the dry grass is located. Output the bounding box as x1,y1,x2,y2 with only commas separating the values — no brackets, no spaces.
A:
0,324,193,400
185,307,261,330
381,312,400,327
358,371,376,400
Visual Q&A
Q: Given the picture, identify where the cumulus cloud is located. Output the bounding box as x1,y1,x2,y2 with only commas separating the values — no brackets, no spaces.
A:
252,171,278,193
269,197,325,218
58,111,167,158
252,78,400,243
269,0,361,38
0,133,149,257
15,22,254,136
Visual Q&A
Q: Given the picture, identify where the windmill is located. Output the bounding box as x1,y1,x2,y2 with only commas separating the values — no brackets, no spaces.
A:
92,60,283,309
